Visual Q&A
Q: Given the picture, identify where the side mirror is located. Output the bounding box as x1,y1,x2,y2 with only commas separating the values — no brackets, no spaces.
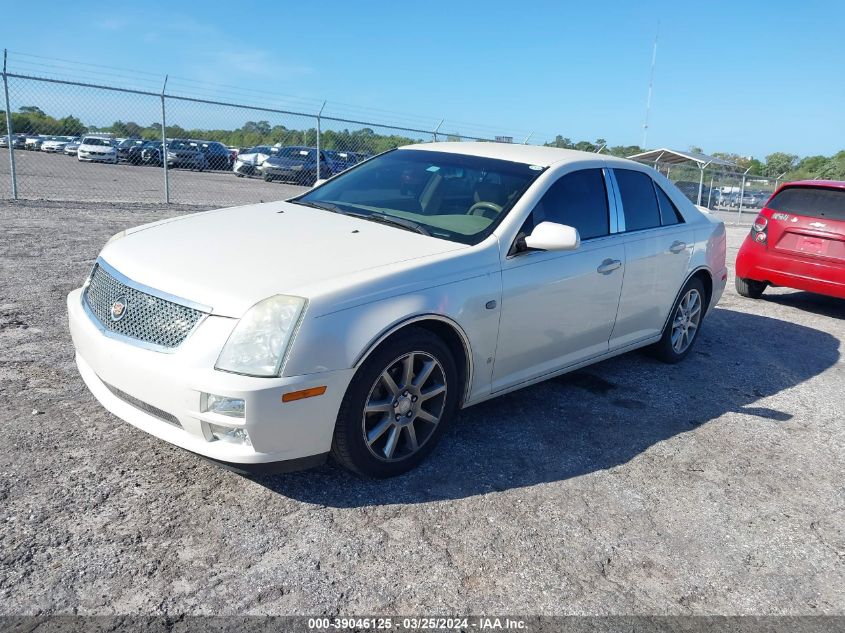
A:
312,179,327,188
523,221,580,251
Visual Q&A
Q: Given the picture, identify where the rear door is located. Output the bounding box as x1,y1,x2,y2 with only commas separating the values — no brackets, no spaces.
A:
609,169,695,349
764,185,845,265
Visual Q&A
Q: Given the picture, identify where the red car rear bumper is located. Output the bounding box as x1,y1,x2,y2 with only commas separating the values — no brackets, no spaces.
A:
736,236,845,299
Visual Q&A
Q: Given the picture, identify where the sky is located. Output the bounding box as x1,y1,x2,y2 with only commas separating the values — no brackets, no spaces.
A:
3,0,843,157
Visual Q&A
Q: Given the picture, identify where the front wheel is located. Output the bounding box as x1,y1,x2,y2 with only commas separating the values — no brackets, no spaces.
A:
736,276,766,299
331,327,458,478
650,277,706,364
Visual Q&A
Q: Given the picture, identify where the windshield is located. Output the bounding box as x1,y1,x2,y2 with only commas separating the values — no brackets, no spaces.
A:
296,149,543,244
275,147,314,161
82,137,112,146
168,140,196,150
243,146,272,155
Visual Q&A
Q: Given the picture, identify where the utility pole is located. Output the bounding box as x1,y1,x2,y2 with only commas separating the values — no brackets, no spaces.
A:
641,22,659,149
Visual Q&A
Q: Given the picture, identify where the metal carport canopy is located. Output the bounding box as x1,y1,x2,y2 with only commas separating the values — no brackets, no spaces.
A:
626,148,742,206
626,148,738,170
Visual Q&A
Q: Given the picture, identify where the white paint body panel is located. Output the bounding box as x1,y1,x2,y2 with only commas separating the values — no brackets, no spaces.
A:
67,142,727,466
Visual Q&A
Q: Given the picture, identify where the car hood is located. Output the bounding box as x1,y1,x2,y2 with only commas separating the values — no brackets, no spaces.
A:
99,200,467,317
238,152,270,164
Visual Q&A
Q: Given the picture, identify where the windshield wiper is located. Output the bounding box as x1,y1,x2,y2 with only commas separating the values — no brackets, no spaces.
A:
291,200,430,236
289,199,344,214
354,212,431,236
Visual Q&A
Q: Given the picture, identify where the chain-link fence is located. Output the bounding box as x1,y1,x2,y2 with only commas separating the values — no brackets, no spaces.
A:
1,53,775,218
630,158,790,224
0,60,513,208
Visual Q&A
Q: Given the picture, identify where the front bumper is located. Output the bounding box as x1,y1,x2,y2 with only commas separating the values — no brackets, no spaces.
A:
67,288,354,469
233,161,259,176
78,150,116,162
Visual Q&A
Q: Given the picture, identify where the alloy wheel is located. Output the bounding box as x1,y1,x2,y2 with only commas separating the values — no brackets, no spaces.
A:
671,288,702,354
362,351,447,462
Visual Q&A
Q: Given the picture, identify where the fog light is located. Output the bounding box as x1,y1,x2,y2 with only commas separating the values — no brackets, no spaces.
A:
207,423,251,446
204,393,245,418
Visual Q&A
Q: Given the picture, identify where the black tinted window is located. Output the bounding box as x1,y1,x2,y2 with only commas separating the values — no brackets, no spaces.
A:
531,169,609,239
654,184,683,225
615,169,661,231
767,186,845,221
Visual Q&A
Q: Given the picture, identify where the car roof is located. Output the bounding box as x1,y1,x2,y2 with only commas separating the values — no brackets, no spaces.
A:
782,180,845,190
400,141,635,168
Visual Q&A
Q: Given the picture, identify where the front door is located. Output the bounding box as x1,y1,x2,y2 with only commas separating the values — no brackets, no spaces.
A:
492,168,625,392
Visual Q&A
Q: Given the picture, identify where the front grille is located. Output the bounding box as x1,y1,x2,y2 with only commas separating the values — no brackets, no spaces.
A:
102,381,182,428
83,263,205,349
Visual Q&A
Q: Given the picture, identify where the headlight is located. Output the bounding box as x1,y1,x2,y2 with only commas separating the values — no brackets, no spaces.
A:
215,295,306,377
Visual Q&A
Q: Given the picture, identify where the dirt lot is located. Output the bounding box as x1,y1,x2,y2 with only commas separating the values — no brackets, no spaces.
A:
0,200,842,616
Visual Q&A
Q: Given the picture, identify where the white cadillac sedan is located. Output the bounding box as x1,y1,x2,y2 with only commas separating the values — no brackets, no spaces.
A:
67,143,727,477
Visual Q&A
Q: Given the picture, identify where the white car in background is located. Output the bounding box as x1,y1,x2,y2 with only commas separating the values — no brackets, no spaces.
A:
41,136,78,153
77,136,118,163
68,143,727,477
232,145,278,177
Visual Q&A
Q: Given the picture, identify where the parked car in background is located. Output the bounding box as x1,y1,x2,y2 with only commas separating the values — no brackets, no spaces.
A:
195,140,233,170
672,180,716,209
64,138,83,156
67,142,727,477
325,149,360,174
124,140,158,165
117,138,146,163
77,136,118,163
140,142,164,166
166,139,208,171
232,145,278,177
41,136,79,153
0,134,25,148
735,180,845,299
24,135,48,151
260,146,334,185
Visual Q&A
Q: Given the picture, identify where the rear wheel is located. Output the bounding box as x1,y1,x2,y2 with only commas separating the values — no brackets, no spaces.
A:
331,327,458,478
650,277,706,364
736,277,766,299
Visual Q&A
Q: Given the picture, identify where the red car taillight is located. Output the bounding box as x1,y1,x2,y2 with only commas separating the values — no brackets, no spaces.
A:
751,214,768,243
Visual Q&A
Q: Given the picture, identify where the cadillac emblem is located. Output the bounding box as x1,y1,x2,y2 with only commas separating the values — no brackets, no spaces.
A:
110,296,128,322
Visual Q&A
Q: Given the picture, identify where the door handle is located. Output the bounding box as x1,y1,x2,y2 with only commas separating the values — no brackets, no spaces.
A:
597,258,622,274
669,240,687,254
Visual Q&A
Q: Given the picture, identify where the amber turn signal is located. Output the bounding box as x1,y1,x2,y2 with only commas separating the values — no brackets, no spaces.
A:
281,386,327,403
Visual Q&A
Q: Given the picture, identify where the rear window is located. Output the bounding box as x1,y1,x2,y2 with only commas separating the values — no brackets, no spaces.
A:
615,169,661,231
768,186,845,221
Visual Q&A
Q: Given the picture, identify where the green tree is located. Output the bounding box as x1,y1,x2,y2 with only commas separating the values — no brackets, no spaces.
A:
764,152,798,177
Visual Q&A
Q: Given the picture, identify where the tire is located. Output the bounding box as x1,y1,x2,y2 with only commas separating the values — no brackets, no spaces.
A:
736,276,766,299
650,277,706,364
331,327,459,478
263,173,273,182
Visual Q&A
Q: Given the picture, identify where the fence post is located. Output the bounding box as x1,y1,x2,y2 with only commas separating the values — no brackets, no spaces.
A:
316,100,326,180
433,119,444,142
160,75,170,204
3,50,18,200
737,167,750,221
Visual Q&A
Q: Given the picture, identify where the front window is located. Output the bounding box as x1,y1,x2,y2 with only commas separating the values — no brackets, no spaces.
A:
275,147,314,161
295,149,543,244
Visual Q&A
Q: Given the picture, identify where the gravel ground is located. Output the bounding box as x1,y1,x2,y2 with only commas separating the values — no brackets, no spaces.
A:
0,199,843,616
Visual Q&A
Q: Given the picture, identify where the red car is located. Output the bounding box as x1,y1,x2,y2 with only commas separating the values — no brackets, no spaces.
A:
735,180,845,299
